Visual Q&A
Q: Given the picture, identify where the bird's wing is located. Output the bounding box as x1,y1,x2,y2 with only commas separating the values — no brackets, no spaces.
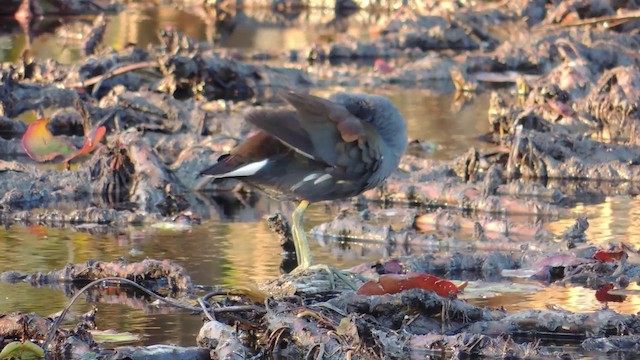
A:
245,109,319,160
281,92,368,166
199,131,286,177
247,92,369,166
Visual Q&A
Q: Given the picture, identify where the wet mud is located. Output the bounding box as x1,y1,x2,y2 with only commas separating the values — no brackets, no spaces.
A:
1,0,640,359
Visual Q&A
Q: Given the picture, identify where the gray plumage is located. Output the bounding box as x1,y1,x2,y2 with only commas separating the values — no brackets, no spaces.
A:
199,91,407,203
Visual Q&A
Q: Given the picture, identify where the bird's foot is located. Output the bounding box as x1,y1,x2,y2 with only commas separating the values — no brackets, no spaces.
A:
290,200,358,290
291,264,358,291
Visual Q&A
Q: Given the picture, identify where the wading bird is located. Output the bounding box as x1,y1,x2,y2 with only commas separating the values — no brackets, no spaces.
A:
200,92,407,274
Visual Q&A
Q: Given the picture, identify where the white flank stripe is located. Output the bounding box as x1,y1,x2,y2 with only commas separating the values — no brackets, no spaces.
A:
303,173,321,182
291,173,322,191
290,181,304,191
313,174,332,185
218,159,268,178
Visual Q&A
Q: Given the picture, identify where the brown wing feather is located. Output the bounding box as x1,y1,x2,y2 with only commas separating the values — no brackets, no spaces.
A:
277,92,370,166
280,92,366,142
245,109,318,160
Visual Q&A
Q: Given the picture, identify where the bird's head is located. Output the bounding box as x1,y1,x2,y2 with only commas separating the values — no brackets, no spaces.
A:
330,92,408,160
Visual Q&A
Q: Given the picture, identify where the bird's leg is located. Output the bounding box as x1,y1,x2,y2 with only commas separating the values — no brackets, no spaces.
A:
292,200,313,269
291,200,358,291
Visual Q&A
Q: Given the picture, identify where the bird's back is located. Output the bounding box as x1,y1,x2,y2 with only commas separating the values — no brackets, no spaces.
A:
199,92,407,203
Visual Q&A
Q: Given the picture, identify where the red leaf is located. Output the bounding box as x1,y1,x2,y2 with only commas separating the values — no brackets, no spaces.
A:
65,126,106,162
21,117,106,163
27,224,48,238
356,272,460,298
594,249,624,263
595,283,625,303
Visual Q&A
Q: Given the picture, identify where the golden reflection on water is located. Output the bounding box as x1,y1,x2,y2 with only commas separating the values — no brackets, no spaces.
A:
221,221,283,284
547,197,640,248
498,284,640,315
217,204,383,286
0,5,382,63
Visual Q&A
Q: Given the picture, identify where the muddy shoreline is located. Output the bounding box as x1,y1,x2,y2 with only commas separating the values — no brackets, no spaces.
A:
1,0,640,359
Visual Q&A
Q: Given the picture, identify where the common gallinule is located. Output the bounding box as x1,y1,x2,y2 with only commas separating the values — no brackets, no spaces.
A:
200,91,407,271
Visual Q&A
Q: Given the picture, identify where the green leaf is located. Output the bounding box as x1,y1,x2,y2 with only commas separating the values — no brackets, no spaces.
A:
0,340,45,359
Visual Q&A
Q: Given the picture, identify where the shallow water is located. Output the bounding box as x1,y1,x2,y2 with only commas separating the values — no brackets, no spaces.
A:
0,6,382,63
1,4,640,355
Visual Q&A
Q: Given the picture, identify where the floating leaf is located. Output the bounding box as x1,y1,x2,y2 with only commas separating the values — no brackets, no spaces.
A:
21,118,75,162
605,288,640,296
457,281,468,291
356,272,461,298
150,222,193,232
21,117,106,163
27,224,48,238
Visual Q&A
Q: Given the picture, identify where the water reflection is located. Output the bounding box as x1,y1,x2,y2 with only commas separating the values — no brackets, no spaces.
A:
383,91,492,160
548,197,640,247
0,5,387,63
484,283,640,315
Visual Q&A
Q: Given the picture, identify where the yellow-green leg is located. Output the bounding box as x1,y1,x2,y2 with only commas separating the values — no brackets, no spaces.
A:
292,200,313,269
291,200,357,290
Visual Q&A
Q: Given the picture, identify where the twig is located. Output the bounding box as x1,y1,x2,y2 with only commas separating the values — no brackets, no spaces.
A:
198,298,216,322
42,277,265,351
65,61,158,89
